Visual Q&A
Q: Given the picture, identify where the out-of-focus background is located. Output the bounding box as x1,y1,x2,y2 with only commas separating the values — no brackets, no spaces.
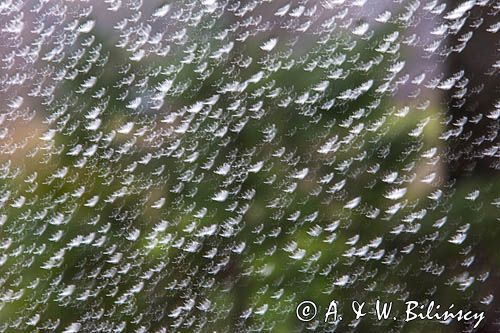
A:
0,0,499,332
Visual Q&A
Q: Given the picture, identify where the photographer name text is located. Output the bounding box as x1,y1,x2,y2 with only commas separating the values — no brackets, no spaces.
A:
296,300,485,328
